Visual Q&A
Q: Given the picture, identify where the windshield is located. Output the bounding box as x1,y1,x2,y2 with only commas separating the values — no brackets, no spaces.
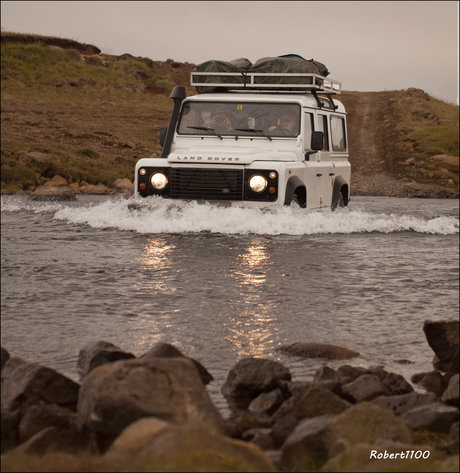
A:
177,101,301,138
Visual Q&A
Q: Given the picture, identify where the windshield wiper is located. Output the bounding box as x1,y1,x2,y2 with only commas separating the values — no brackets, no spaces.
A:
235,128,272,141
187,126,223,140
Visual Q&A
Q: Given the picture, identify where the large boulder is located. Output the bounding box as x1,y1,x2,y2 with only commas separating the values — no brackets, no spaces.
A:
325,402,412,449
271,414,299,448
341,374,391,402
44,175,68,187
105,416,170,458
430,154,459,173
442,374,459,407
278,342,359,360
272,384,350,424
296,386,351,419
371,392,437,417
280,414,337,471
1,357,80,412
403,402,459,433
221,357,291,410
249,388,286,416
368,367,414,395
17,151,51,174
80,183,110,195
412,370,449,397
28,185,76,201
77,340,135,378
423,320,459,374
17,400,82,450
280,402,411,471
142,342,214,385
106,419,276,472
76,357,224,448
112,178,133,193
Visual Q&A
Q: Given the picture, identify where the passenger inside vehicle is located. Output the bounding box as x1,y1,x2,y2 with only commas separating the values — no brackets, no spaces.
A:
268,112,298,135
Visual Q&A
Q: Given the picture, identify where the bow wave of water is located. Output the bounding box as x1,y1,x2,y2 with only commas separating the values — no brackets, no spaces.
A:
2,195,458,235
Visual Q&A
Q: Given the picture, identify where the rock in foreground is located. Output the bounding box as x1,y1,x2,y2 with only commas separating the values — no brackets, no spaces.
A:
280,402,411,471
76,356,224,449
221,357,291,410
106,418,276,472
142,342,214,385
1,357,79,412
278,342,359,359
423,320,459,374
77,340,135,378
28,185,76,201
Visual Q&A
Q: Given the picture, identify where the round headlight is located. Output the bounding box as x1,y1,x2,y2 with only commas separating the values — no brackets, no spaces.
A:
249,174,267,193
150,172,168,190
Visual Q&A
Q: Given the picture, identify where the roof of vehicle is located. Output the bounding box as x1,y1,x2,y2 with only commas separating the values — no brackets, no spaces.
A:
185,92,346,114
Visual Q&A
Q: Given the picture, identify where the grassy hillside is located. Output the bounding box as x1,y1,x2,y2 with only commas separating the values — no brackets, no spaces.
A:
1,32,458,195
384,88,459,184
1,33,195,192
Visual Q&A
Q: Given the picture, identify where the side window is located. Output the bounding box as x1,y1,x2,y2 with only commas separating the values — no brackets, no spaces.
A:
304,112,313,149
317,114,329,151
330,116,347,151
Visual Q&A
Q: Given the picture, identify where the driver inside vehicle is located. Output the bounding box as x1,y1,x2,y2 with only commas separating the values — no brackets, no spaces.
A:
268,112,298,135
205,110,234,132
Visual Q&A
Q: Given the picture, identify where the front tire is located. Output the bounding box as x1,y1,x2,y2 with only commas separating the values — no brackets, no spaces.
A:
332,191,344,211
290,188,306,208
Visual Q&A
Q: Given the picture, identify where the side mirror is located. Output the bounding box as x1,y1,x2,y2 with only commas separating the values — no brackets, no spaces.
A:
311,131,324,151
159,128,168,147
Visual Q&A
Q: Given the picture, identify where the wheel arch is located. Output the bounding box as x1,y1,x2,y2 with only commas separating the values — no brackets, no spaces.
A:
284,176,306,208
332,175,349,209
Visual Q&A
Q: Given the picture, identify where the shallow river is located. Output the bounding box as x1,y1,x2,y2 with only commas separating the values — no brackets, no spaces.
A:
1,195,458,415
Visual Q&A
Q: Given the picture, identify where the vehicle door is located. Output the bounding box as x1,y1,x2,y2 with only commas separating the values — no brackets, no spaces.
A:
316,112,334,207
329,114,350,197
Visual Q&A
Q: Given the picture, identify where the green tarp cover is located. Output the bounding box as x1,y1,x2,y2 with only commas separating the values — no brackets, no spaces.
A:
193,55,330,93
192,58,252,94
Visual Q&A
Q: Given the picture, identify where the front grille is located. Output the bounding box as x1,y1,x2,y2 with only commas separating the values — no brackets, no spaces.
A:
170,168,244,201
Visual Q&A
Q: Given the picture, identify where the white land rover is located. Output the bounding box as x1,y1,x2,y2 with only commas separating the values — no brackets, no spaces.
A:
133,71,350,209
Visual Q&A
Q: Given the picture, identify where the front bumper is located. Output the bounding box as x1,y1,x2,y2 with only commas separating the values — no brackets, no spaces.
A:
137,166,279,203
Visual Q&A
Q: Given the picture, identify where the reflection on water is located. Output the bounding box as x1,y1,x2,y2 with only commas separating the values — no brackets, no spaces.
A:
226,240,280,357
127,236,285,359
235,242,271,287
136,236,176,291
138,236,175,270
126,236,179,348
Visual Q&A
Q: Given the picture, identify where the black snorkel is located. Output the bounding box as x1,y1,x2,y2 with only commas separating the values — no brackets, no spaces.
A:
158,86,186,159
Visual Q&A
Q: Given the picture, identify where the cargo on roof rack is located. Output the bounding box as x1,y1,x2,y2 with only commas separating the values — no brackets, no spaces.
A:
191,55,340,94
190,71,341,94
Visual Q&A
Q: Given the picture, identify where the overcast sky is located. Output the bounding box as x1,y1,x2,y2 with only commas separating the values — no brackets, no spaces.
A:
2,1,459,103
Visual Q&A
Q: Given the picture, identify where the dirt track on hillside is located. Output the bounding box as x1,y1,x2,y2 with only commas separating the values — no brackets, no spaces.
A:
339,91,451,197
339,91,400,195
340,92,389,174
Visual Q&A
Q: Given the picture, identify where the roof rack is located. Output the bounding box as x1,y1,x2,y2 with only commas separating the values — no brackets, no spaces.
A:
191,72,341,94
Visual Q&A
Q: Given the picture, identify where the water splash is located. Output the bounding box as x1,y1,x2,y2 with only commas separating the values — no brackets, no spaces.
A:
2,195,459,235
